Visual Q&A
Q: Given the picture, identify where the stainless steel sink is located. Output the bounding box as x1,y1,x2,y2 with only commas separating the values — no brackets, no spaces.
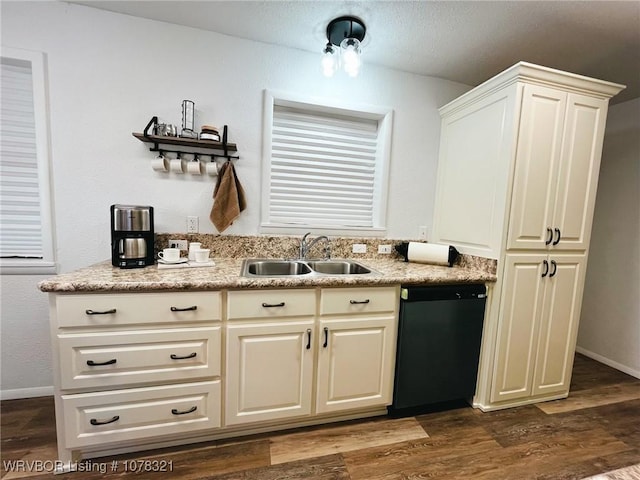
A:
244,260,312,276
306,260,372,275
240,259,378,277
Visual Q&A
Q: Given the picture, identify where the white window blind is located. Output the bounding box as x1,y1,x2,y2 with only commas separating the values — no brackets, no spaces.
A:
268,105,379,228
1,59,42,258
1,48,55,274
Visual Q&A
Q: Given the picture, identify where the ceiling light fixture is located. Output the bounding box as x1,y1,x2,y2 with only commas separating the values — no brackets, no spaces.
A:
322,16,366,78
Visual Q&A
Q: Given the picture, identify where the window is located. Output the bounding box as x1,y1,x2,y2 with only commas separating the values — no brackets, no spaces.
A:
261,91,393,236
1,47,55,274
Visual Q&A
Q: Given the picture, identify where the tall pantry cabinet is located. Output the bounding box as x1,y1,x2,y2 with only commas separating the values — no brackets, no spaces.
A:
432,62,624,411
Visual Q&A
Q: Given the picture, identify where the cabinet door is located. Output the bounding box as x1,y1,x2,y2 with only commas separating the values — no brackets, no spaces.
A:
491,254,547,403
507,85,567,250
316,316,395,414
533,254,586,396
551,94,608,250
225,320,314,426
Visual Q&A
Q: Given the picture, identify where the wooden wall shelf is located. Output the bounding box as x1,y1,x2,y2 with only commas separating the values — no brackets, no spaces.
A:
132,133,237,153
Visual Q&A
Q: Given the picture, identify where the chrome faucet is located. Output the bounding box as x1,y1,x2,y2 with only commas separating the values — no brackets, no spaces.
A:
299,232,331,260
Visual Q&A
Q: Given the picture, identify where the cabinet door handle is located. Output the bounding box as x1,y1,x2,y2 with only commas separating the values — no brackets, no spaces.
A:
171,406,197,415
349,299,370,305
306,329,312,350
90,415,119,426
541,260,549,278
87,359,117,366
170,352,197,360
323,327,329,348
545,228,553,245
85,308,116,315
552,228,561,246
550,260,558,277
262,302,285,308
170,305,197,312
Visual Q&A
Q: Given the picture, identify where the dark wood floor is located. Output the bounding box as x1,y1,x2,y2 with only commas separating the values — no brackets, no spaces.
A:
2,354,639,479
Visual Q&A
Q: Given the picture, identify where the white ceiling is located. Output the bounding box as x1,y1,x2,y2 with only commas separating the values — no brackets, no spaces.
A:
72,0,640,104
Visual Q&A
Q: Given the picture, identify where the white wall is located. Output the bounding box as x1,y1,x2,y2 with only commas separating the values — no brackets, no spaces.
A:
0,2,470,397
577,98,640,378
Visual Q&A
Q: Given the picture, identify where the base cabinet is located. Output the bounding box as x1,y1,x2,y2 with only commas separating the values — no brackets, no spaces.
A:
491,253,586,403
316,287,397,414
225,320,314,425
48,285,399,469
316,317,395,413
225,286,399,425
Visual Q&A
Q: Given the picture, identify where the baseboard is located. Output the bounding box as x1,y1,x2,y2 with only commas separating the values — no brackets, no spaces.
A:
1,385,54,400
576,346,640,379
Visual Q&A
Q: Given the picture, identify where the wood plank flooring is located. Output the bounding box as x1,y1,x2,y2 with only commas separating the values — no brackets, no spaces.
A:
2,354,639,479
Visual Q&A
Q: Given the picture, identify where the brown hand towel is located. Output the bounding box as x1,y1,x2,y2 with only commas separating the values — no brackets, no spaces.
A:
210,161,246,232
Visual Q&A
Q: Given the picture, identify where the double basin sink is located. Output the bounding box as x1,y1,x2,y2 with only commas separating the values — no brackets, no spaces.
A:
241,259,378,277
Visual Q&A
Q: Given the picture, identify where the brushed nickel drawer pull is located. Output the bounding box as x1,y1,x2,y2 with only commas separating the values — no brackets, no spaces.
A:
87,359,117,366
90,415,119,426
171,406,197,415
170,306,198,312
262,302,285,308
85,309,116,315
350,299,370,305
170,352,197,360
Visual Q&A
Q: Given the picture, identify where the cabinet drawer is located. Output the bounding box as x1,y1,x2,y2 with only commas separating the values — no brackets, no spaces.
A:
61,381,220,448
320,287,397,316
58,327,221,390
56,292,221,327
227,289,315,319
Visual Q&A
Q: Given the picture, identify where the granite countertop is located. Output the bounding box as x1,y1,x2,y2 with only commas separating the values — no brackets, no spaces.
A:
38,257,496,293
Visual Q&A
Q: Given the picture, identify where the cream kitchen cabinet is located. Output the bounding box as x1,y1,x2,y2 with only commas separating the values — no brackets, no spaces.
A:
225,286,399,425
490,253,587,403
49,291,222,471
506,87,609,251
225,289,316,426
316,287,397,414
431,62,623,410
47,283,399,471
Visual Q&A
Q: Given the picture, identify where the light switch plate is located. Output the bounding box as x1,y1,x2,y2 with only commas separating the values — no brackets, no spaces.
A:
352,244,367,254
169,239,188,250
378,244,392,254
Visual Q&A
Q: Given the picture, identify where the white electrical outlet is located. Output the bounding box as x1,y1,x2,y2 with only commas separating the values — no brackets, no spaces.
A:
378,244,392,254
418,226,428,240
352,243,367,254
187,216,199,234
169,239,188,250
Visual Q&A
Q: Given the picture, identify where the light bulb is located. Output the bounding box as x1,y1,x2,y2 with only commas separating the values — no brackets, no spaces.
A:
321,43,338,77
340,38,361,77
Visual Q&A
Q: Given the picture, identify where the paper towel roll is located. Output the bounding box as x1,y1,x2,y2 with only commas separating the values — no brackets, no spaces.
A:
395,242,459,267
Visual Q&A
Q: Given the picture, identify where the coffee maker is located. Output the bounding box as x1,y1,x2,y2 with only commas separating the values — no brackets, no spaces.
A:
110,204,154,268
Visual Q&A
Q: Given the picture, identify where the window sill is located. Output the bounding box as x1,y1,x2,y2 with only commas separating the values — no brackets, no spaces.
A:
260,223,387,238
0,259,57,275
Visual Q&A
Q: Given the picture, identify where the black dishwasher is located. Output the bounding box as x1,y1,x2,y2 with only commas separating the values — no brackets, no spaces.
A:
390,284,486,415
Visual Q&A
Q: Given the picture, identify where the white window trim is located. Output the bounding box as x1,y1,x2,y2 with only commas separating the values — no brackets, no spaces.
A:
1,46,56,275
260,90,393,237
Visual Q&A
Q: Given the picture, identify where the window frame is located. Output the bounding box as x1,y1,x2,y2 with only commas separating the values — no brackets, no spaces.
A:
1,46,56,275
260,90,393,237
